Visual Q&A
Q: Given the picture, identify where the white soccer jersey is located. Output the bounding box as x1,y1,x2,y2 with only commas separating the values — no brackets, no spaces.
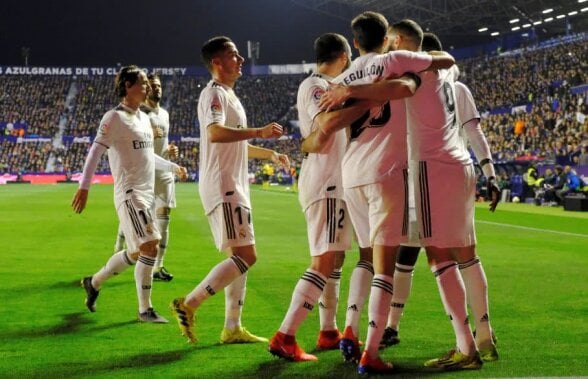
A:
297,73,347,210
142,105,173,183
94,103,155,208
405,68,472,165
455,81,481,155
198,80,250,214
332,51,433,188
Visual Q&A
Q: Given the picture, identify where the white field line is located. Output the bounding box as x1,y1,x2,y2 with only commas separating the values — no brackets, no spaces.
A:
476,220,588,238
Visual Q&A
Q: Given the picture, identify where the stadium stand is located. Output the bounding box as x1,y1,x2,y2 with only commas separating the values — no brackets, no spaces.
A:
0,35,586,202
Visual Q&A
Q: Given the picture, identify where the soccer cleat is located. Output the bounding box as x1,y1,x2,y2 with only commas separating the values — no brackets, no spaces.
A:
138,308,169,323
220,326,268,344
473,328,498,345
170,297,197,343
424,348,483,370
268,332,318,362
81,276,99,312
339,326,361,363
153,266,174,282
316,329,343,350
379,327,400,348
479,343,499,362
357,351,394,374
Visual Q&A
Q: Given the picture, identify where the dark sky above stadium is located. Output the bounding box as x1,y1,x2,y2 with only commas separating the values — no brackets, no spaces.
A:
0,0,350,67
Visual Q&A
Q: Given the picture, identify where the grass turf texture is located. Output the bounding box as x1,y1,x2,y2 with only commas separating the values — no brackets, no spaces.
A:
1,183,587,378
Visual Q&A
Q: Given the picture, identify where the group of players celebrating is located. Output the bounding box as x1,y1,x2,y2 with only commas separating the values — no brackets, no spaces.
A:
72,10,500,375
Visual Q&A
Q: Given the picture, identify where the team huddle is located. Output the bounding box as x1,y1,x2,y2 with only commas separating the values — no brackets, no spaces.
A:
71,10,500,375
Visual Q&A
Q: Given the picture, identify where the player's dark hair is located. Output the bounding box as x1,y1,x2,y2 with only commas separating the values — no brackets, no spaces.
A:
422,32,443,52
114,65,143,98
315,33,349,65
351,11,389,52
147,73,160,82
390,19,424,50
201,36,233,71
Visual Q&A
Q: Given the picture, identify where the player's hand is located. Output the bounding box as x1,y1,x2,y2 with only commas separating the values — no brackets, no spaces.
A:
487,176,500,212
319,83,350,112
153,127,163,139
175,166,188,182
258,122,284,139
167,142,179,160
72,189,89,214
271,152,290,170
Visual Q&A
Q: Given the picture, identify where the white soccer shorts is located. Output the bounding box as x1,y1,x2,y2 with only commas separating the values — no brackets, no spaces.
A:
344,169,409,248
304,198,353,256
154,177,176,209
413,160,476,248
116,195,161,253
208,202,255,252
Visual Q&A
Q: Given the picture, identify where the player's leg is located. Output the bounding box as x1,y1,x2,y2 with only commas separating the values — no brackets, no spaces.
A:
153,206,173,280
270,198,352,359
359,174,407,373
136,239,167,323
82,201,144,313
317,252,345,349
416,161,481,369
382,245,420,347
270,252,336,362
113,223,126,252
455,246,498,361
341,187,373,362
153,181,175,281
171,203,258,343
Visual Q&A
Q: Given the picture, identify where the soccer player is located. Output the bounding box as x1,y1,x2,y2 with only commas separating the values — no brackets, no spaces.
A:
269,32,380,362
306,13,454,374
380,31,500,354
114,73,179,282
321,26,486,369
72,65,187,323
170,36,290,344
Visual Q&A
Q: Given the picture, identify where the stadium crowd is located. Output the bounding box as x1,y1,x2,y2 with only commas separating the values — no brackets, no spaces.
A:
0,37,586,187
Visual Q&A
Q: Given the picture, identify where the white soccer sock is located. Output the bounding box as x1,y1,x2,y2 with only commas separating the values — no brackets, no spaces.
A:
279,269,326,335
155,214,170,269
344,260,374,337
92,250,135,290
135,255,155,313
224,272,247,330
319,268,342,331
432,262,475,356
185,255,249,309
365,274,394,356
113,227,126,253
459,257,492,344
387,263,414,330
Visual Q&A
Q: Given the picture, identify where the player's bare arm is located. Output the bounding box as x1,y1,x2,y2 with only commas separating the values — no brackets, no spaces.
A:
175,166,189,181
319,75,419,112
301,99,374,153
422,51,455,71
166,142,179,160
153,126,164,139
208,122,283,143
71,189,89,214
248,144,290,170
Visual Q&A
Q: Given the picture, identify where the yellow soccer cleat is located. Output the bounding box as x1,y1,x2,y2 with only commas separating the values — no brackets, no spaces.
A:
170,297,196,343
479,343,499,362
424,348,483,370
220,326,268,344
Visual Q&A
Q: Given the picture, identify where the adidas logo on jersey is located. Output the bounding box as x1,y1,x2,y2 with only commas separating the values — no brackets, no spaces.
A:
347,304,358,312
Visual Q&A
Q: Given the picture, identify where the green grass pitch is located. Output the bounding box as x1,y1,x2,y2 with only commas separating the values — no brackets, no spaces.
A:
1,183,587,378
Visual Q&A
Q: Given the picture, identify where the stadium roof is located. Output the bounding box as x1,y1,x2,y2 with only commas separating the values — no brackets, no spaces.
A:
292,0,588,49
